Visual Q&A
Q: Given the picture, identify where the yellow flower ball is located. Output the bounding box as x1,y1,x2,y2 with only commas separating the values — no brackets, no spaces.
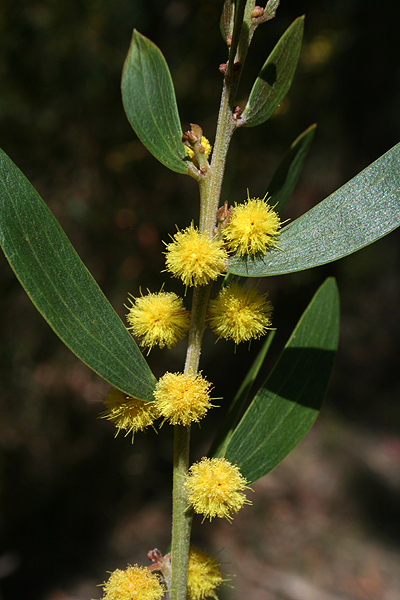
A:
186,136,212,161
223,195,281,256
184,457,251,521
126,291,190,350
208,283,273,344
102,388,159,438
154,372,213,426
187,547,224,600
100,564,165,600
165,224,228,287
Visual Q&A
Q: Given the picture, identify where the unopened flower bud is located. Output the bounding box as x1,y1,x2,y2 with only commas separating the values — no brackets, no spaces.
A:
251,6,264,18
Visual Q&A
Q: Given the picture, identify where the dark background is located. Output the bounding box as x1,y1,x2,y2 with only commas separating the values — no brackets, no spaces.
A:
0,1,399,599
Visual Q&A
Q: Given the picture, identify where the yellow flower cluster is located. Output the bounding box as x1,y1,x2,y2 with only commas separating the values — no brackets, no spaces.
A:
208,283,273,344
102,372,216,435
102,388,159,438
154,372,213,426
100,549,224,600
187,546,224,600
165,224,228,287
126,291,189,351
223,194,281,256
186,135,212,162
184,457,251,521
100,564,165,600
159,193,280,343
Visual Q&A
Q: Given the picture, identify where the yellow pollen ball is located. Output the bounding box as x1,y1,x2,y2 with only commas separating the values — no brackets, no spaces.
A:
165,224,228,287
186,136,212,162
184,457,251,521
154,372,213,426
102,388,159,439
223,195,281,256
187,547,224,600
126,291,190,350
100,564,165,600
208,283,273,344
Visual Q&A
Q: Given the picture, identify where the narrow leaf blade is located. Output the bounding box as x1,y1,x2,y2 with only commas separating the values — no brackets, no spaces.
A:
0,149,156,401
220,0,235,42
228,142,400,277
241,16,304,127
264,0,280,21
269,124,316,217
228,0,250,71
209,330,276,458
121,30,188,174
224,277,339,484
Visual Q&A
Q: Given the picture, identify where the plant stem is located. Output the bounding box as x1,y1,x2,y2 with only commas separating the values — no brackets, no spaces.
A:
184,285,212,375
199,80,236,236
169,286,211,600
169,424,192,600
169,70,239,600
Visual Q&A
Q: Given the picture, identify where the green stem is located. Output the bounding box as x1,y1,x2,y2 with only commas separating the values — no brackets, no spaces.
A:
169,285,211,600
169,424,193,599
184,285,212,375
199,80,236,236
169,68,240,600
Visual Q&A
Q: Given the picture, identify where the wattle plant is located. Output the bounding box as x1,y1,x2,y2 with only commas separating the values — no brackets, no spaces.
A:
1,1,399,599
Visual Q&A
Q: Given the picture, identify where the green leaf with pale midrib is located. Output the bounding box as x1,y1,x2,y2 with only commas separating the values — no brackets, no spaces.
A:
122,30,188,174
228,142,400,277
0,148,156,401
224,277,339,484
241,16,304,127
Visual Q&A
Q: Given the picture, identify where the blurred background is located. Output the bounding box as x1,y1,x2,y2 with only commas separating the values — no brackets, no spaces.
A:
0,0,399,598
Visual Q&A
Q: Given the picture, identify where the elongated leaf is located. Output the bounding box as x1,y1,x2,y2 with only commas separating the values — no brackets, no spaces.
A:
241,16,304,127
122,30,188,174
269,124,316,217
210,330,275,459
0,149,156,401
220,0,235,43
228,142,400,277
264,0,281,21
221,0,250,46
224,277,339,484
229,0,248,70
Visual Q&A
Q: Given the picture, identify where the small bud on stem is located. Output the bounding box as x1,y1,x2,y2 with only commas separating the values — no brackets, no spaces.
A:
233,106,243,120
251,6,265,18
215,201,233,235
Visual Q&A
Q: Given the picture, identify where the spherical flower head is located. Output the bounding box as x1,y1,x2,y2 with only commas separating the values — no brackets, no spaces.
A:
208,283,273,344
165,224,228,287
186,136,212,162
102,388,159,438
153,372,213,426
223,194,281,256
100,564,165,600
126,291,190,351
184,457,251,521
187,547,224,600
